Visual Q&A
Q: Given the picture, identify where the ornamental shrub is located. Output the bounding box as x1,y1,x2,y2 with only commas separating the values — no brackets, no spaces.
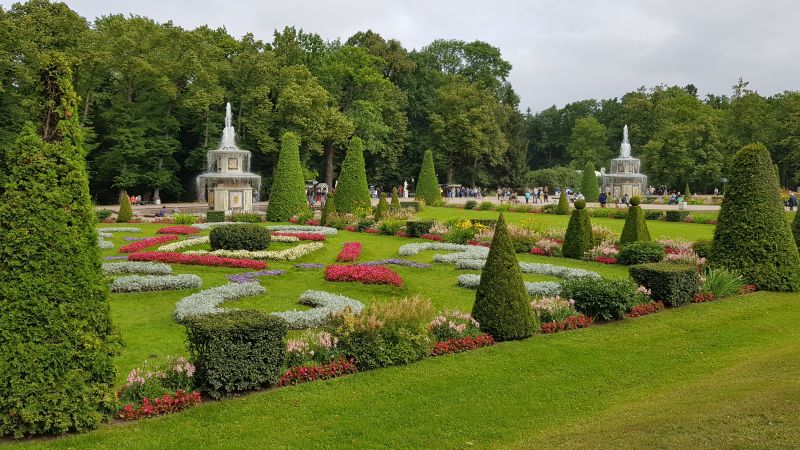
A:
320,192,336,226
374,193,388,221
406,220,434,237
267,132,309,222
562,200,593,259
210,224,270,251
581,162,600,202
792,211,800,251
644,210,664,220
619,199,651,244
617,241,665,265
555,188,570,215
184,310,287,399
230,212,262,223
378,219,406,236
416,150,441,206
0,58,117,437
391,187,401,209
335,137,371,214
665,210,689,222
118,190,133,223
629,262,700,306
206,210,225,223
709,143,800,291
472,214,537,341
560,277,638,321
684,183,692,200
693,239,713,259
465,199,478,209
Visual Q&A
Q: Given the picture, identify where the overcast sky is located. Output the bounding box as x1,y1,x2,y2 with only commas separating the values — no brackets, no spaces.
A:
17,0,800,112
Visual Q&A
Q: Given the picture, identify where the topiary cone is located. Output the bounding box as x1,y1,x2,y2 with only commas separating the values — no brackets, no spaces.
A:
581,162,600,203
562,199,593,259
472,213,537,341
391,187,401,209
267,131,310,222
555,188,570,215
335,137,371,213
793,209,800,251
620,196,650,244
321,191,335,226
709,143,800,291
374,192,388,221
117,190,132,223
416,150,440,206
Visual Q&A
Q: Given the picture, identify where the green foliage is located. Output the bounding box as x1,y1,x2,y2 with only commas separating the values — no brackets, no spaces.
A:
406,220,434,237
644,210,664,220
378,218,405,236
184,310,287,399
526,167,580,192
172,213,197,225
0,58,116,437
416,150,441,206
117,191,132,223
709,143,800,291
568,118,609,169
684,183,692,200
700,268,745,298
230,212,262,223
555,188,570,215
620,204,651,244
629,263,700,306
320,192,335,226
472,214,537,341
206,211,225,223
391,187,401,209
478,201,494,211
267,132,310,222
560,277,638,321
562,201,593,259
464,199,478,209
335,137,371,214
665,210,689,222
580,162,600,202
374,193,388,221
96,209,113,221
793,211,800,251
693,239,713,259
209,224,270,251
618,241,665,265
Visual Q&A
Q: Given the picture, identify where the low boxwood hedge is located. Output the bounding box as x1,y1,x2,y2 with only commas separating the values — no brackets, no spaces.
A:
559,277,638,322
618,241,664,265
406,220,434,237
665,210,690,222
206,210,225,223
210,223,270,251
629,262,699,306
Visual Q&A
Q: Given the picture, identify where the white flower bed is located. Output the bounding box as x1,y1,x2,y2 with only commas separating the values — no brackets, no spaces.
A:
97,227,141,233
110,274,202,293
266,225,338,236
454,258,490,270
157,236,210,252
98,237,114,249
270,235,300,243
518,262,600,279
184,242,324,261
456,274,562,297
191,222,238,230
98,232,113,238
271,290,364,329
173,281,266,322
398,242,475,256
102,261,173,275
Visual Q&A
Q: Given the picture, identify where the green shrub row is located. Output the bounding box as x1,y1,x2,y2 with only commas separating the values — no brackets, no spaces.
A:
206,210,226,223
210,223,270,251
629,263,699,306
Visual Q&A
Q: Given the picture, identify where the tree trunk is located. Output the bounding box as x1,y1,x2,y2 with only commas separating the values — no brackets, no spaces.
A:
471,158,477,188
153,158,163,201
203,109,209,148
325,141,335,188
447,157,454,185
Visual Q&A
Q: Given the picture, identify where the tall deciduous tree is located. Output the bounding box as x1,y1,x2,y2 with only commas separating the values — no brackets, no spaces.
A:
567,117,609,168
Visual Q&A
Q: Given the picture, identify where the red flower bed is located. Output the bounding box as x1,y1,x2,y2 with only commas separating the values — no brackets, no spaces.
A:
305,219,320,226
693,292,715,303
530,247,549,256
336,242,362,262
156,226,199,235
467,240,490,247
325,264,403,286
593,256,618,264
365,227,379,234
118,390,201,420
431,334,495,356
395,231,410,238
740,284,757,294
420,233,444,241
272,232,326,241
119,235,179,253
129,252,267,269
344,225,357,232
540,315,593,334
289,217,299,224
277,358,358,387
628,301,665,317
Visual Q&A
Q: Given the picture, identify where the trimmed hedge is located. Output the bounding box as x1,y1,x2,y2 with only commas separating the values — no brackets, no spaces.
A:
184,310,287,399
562,200,593,259
267,131,310,222
665,210,689,222
206,210,225,223
629,262,699,306
693,239,713,259
581,162,599,202
210,224,270,251
709,143,800,291
400,201,421,211
321,192,335,226
793,211,800,251
118,191,132,223
618,241,665,265
644,210,664,221
374,193,388,221
230,212,262,223
406,220,434,237
335,137,371,214
555,188,570,215
416,150,441,206
391,187,401,209
560,277,637,322
620,199,651,244
0,59,116,436
472,214,537,341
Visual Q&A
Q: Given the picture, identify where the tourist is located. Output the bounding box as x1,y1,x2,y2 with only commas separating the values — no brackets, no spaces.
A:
599,191,608,207
621,194,629,206
524,189,531,204
788,192,798,211
714,187,719,196
155,206,167,218
135,194,142,205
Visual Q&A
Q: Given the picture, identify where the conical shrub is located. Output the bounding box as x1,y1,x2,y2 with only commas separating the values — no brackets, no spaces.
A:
684,183,692,200
374,193,388,221
0,57,116,436
267,132,309,222
321,191,335,226
619,196,651,244
793,210,800,251
416,150,441,206
709,143,800,291
555,188,570,215
335,137,371,213
391,187,401,209
562,200,593,259
117,190,132,223
581,162,599,202
472,213,537,341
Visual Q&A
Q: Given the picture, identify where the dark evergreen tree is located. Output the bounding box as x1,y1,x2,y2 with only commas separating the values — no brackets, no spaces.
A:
472,213,536,341
267,131,309,222
416,150,441,206
580,162,599,202
117,190,132,223
619,196,651,244
792,210,800,251
321,191,335,226
555,187,570,215
0,57,117,436
374,192,388,220
684,183,692,200
562,200,593,258
335,137,371,214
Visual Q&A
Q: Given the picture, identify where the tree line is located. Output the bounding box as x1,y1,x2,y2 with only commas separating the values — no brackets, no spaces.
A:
1,1,798,204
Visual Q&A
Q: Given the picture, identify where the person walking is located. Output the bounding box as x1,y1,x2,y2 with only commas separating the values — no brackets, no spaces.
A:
599,191,608,208
789,192,798,211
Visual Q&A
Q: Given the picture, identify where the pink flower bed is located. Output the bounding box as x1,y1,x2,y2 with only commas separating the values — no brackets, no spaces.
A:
272,232,326,241
156,226,199,235
277,359,358,387
420,233,444,241
324,264,403,287
129,251,267,269
119,235,179,253
336,242,362,262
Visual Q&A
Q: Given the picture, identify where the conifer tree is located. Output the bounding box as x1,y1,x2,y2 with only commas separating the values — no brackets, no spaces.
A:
374,192,388,220
335,137,371,213
321,191,336,226
580,162,599,202
391,187,401,209
684,183,692,200
267,132,310,222
416,150,441,206
619,196,651,244
555,187,570,215
117,190,132,223
562,200,593,258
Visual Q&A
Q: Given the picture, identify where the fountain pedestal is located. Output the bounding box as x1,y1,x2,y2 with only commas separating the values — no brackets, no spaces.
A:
602,125,647,199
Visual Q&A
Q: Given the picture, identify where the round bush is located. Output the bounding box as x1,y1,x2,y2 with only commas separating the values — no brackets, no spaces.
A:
574,199,586,209
560,277,638,321
629,196,641,206
210,224,271,251
618,241,665,265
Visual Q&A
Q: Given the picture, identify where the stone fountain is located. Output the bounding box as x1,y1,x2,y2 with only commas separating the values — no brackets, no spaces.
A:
196,103,261,211
602,125,647,199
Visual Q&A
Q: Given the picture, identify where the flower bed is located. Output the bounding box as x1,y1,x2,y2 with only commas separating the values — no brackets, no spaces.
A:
272,232,326,241
270,235,300,243
98,236,114,249
102,261,172,275
277,359,358,387
431,334,495,356
156,226,200,235
324,264,403,287
184,242,324,261
593,256,619,264
420,233,444,241
456,274,561,297
226,270,285,284
130,251,267,270
271,290,365,329
295,263,324,269
540,315,593,334
266,225,338,236
356,259,432,268
103,255,128,260
628,300,666,317
336,242,362,262
97,227,141,233
173,282,266,322
118,390,201,420
157,236,210,252
120,235,180,253
110,275,202,293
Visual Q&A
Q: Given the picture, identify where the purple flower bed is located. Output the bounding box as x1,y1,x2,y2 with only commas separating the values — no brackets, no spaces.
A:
294,263,325,269
104,255,129,260
186,235,207,240
123,236,148,241
226,270,286,284
357,259,431,268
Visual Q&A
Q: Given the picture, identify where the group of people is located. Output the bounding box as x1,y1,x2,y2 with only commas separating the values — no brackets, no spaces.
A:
306,185,328,206
128,194,142,205
522,187,550,204
447,186,483,198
